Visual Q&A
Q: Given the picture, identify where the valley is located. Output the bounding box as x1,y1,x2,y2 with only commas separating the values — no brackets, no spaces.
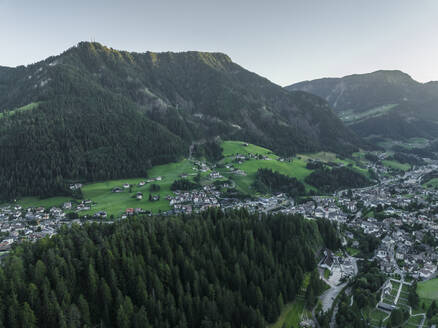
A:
287,70,438,145
0,39,438,327
2,140,373,218
2,138,438,327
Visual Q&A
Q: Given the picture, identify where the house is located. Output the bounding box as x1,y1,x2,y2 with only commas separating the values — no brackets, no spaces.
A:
378,302,396,311
69,183,82,190
377,248,388,259
320,249,334,271
419,263,437,280
63,202,72,210
126,208,134,215
382,280,393,295
0,239,13,251
209,172,221,179
112,187,123,193
136,192,143,200
395,253,404,260
95,211,107,219
123,183,130,189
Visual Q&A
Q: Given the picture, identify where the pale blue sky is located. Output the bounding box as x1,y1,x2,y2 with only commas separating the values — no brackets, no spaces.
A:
1,0,437,85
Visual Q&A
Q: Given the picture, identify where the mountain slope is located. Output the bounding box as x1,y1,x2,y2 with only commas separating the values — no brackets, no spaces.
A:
0,42,361,199
286,70,438,140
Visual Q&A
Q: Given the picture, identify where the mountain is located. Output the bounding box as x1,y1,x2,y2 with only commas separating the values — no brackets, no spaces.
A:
286,70,438,141
0,42,361,199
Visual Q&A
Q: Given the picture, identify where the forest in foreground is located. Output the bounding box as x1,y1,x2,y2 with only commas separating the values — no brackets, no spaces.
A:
0,209,339,328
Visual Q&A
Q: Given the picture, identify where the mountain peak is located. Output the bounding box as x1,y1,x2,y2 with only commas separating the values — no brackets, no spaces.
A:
67,41,233,71
351,70,415,84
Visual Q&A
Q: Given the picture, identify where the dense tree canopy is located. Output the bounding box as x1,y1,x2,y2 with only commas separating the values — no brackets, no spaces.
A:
0,94,185,200
170,179,198,191
0,209,338,327
305,166,371,194
336,261,386,328
253,168,305,197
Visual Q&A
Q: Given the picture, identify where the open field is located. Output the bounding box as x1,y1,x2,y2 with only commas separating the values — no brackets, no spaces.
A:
80,160,194,216
402,314,423,327
417,278,438,300
382,160,411,171
12,160,195,216
367,308,388,326
346,247,360,257
339,104,398,124
300,151,369,176
423,178,438,189
16,196,73,209
8,140,374,216
0,102,40,119
221,142,371,195
377,137,430,151
230,157,316,194
221,140,276,158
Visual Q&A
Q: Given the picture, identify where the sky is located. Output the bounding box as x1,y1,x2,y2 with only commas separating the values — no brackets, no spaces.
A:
1,0,437,86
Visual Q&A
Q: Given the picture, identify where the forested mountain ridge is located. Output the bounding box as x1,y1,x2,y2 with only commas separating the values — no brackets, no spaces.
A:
0,42,362,199
0,209,339,327
286,70,438,140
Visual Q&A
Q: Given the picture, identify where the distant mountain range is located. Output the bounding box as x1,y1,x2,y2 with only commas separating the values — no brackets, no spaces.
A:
286,70,438,141
0,42,361,199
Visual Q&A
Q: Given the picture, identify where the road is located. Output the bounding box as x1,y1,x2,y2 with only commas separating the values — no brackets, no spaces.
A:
318,257,358,312
320,281,347,312
315,256,359,328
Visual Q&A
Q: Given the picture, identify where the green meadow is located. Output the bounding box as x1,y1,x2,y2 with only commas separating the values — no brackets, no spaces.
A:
8,141,373,217
12,160,195,217
79,159,194,216
0,102,40,119
423,178,438,189
382,159,411,171
221,140,276,158
417,278,438,301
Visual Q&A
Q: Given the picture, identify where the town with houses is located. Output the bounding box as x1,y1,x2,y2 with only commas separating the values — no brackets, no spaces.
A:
1,152,438,289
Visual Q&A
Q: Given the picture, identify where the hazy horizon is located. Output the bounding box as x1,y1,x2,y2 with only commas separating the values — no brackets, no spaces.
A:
1,0,437,86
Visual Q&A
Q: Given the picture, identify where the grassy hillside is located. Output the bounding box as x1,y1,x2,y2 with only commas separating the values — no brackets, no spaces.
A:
340,104,398,124
0,102,40,119
382,159,411,171
287,70,438,142
7,141,372,216
0,41,363,200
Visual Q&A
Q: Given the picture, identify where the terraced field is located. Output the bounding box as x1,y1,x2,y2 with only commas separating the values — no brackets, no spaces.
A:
367,308,389,327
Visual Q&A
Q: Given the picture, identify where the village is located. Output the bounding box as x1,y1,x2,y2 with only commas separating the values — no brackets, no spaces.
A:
1,152,438,287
